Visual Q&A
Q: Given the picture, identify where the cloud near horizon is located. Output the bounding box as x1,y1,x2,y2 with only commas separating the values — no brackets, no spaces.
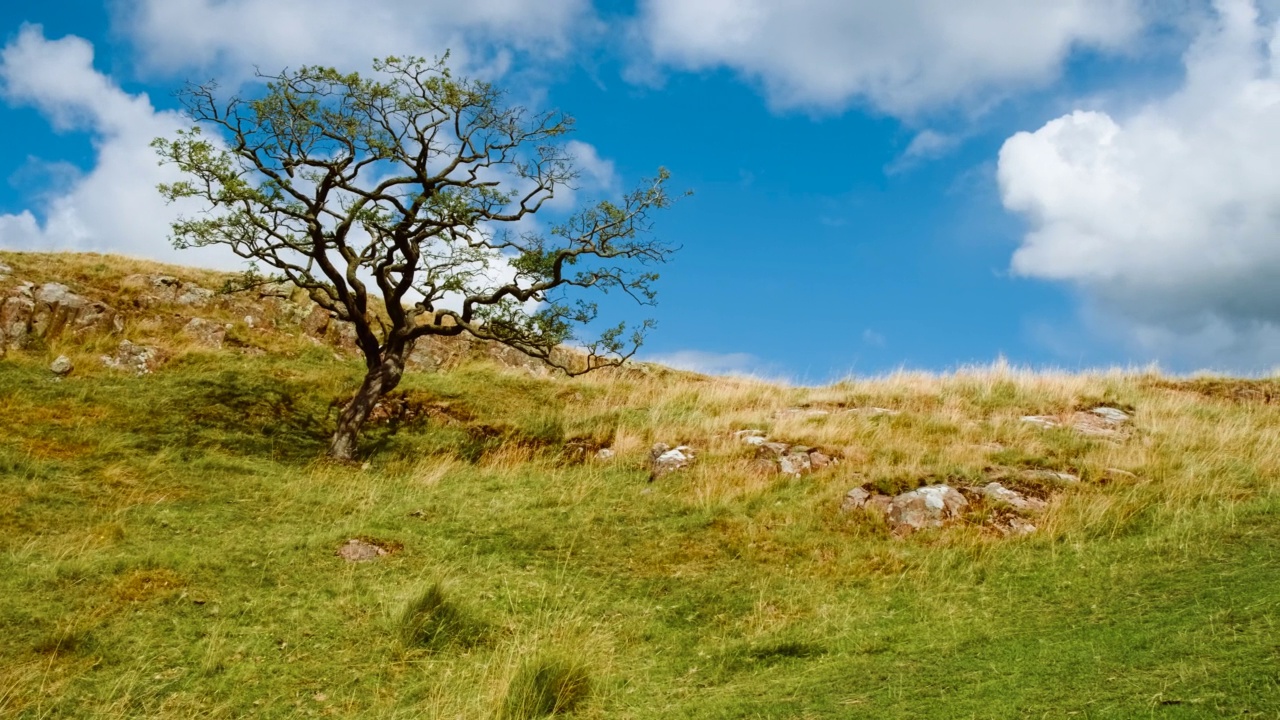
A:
998,0,1280,370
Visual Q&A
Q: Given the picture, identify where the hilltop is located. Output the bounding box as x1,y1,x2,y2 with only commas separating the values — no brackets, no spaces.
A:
1,251,1279,718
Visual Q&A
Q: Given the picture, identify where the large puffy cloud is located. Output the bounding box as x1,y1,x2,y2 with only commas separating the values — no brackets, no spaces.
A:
115,0,594,80
636,0,1144,114
998,0,1280,370
0,25,239,268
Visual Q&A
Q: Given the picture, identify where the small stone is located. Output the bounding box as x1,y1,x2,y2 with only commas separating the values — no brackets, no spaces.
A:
595,448,616,461
1021,415,1060,429
49,355,73,376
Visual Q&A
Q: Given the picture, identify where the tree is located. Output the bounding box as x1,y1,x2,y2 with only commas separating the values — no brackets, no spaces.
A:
153,56,673,461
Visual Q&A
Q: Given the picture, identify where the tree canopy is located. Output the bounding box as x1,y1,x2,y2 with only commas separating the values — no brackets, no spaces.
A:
153,56,674,459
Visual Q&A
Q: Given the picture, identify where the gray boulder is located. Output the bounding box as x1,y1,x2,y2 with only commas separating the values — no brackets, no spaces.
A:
887,485,968,532
50,355,73,376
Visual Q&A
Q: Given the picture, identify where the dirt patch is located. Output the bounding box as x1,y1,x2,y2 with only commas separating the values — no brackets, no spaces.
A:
336,537,403,562
111,568,185,603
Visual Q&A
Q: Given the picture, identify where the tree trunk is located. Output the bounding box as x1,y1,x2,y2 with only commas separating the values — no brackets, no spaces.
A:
328,347,408,461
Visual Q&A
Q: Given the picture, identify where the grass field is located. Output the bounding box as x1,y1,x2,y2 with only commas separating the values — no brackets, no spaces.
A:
2,255,1279,718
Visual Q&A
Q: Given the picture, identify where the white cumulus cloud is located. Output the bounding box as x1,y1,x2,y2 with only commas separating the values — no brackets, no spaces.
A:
635,0,1144,114
998,0,1280,370
0,25,239,268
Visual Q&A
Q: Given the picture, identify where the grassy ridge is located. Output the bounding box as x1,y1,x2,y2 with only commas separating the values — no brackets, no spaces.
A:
2,257,1280,717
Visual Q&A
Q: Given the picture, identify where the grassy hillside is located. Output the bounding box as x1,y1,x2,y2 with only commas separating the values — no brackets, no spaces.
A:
2,253,1279,718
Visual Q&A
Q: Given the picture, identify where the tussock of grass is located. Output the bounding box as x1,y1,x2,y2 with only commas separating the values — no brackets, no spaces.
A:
398,582,490,651
500,655,592,719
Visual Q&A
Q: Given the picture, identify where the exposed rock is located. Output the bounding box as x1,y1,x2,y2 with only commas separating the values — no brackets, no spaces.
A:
1,282,120,350
1091,406,1130,424
176,286,215,305
650,443,694,480
336,538,390,562
1022,407,1131,438
0,261,10,278
595,448,616,461
841,487,872,512
1017,469,1080,485
867,494,893,515
775,408,831,420
887,485,968,532
1104,467,1138,480
980,482,1048,513
1,295,34,349
756,441,791,458
182,317,227,349
747,434,836,477
101,340,161,375
778,452,813,477
809,450,833,470
50,355,73,376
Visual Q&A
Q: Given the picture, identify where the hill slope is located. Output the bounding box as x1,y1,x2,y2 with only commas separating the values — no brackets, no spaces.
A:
1,252,1279,718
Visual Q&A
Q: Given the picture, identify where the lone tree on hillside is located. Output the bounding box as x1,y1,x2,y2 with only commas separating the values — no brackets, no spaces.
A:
154,56,673,461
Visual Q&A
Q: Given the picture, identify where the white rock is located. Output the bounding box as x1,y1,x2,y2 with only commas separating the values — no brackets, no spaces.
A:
595,448,616,461
49,355,73,376
650,443,694,479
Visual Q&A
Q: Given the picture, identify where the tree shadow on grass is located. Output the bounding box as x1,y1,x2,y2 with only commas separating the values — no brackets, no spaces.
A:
138,370,334,461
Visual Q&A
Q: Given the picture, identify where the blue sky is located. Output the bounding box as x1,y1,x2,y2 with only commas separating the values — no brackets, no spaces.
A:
2,1,1280,381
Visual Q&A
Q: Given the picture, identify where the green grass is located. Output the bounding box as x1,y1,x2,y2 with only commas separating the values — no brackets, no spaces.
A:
2,349,1279,718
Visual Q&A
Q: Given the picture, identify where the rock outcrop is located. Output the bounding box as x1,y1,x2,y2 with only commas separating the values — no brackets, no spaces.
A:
1,282,122,351
735,429,836,477
1022,406,1132,437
